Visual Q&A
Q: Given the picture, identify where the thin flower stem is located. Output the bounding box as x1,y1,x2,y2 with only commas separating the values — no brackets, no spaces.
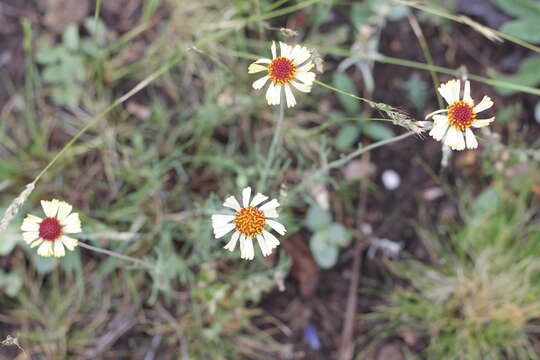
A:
315,80,377,107
258,101,285,189
78,242,153,269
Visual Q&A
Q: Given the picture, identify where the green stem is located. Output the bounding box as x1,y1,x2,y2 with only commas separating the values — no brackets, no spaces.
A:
315,80,377,107
258,101,285,189
78,242,153,269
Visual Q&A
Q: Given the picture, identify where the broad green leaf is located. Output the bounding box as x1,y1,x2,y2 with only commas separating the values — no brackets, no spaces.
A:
84,17,107,44
333,72,360,115
35,46,66,64
29,252,58,274
310,232,339,269
63,24,80,50
0,271,23,297
500,20,540,44
491,0,540,19
327,223,352,247
306,204,332,231
473,187,499,217
335,124,359,150
363,122,394,141
400,72,428,111
493,56,540,95
351,3,374,26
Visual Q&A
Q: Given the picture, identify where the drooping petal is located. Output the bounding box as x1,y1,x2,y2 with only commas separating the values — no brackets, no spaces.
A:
472,117,495,128
242,187,252,207
53,240,65,257
256,234,271,256
240,235,255,260
224,231,241,252
21,214,41,232
474,96,494,113
61,235,78,251
429,115,450,141
248,63,268,74
265,82,281,106
214,223,235,239
56,201,72,221
211,214,235,228
284,84,296,108
37,241,53,257
223,196,241,211
259,199,280,212
438,79,460,105
262,230,280,249
291,46,311,66
41,200,60,218
252,75,270,90
465,128,478,149
463,80,473,105
271,41,277,59
444,127,465,151
291,80,312,93
62,213,81,234
294,71,316,86
250,193,268,207
267,219,287,235
22,231,39,244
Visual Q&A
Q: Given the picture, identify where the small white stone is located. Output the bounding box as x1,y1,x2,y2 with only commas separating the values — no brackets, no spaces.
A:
382,170,400,190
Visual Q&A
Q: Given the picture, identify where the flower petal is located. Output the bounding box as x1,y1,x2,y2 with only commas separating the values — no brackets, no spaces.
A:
30,238,43,248
62,213,81,234
250,193,268,207
284,84,296,108
263,230,280,249
465,128,478,149
259,199,280,212
255,58,272,64
56,201,72,221
291,80,312,93
240,235,254,260
21,214,41,232
41,199,60,218
61,235,78,251
223,195,241,211
214,223,235,239
224,231,241,252
211,214,235,229
429,116,450,141
53,240,65,257
253,75,270,90
463,80,473,105
248,63,268,74
22,231,39,244
472,117,495,128
37,241,53,257
256,234,271,257
271,41,277,59
242,187,252,208
279,42,292,58
444,127,465,151
297,61,314,73
266,82,281,106
438,79,460,105
294,71,316,86
291,46,311,65
267,219,286,235
474,96,494,113
263,209,278,218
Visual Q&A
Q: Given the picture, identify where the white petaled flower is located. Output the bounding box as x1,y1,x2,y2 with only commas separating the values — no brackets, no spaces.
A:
248,41,316,108
20,199,81,258
212,187,286,260
426,79,495,151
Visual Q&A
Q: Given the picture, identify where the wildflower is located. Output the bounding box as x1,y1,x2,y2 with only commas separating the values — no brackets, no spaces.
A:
20,199,81,257
426,79,495,150
248,41,316,108
212,187,286,260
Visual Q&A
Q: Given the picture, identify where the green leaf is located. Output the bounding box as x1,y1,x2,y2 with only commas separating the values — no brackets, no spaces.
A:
351,3,374,26
492,56,540,95
500,20,540,44
335,124,359,150
0,271,23,297
63,24,80,50
362,122,394,141
473,187,499,217
399,73,428,111
29,253,58,274
0,206,22,255
310,232,339,269
306,204,332,231
333,72,360,115
84,17,107,45
327,223,352,247
491,0,540,19
35,46,66,64
42,64,69,83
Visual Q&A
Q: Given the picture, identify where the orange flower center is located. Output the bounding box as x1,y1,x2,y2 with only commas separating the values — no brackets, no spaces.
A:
268,57,296,84
448,101,476,131
39,217,63,241
234,206,266,237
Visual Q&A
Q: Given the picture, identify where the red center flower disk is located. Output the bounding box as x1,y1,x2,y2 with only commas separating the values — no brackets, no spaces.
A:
448,101,476,131
268,57,296,84
39,217,63,241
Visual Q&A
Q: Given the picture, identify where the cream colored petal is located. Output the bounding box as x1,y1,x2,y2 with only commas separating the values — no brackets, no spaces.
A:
267,219,286,235
429,116,450,141
438,79,459,105
256,234,271,257
297,61,314,73
291,80,312,93
271,41,277,58
53,240,65,257
284,84,296,108
259,199,280,212
223,196,241,211
472,117,495,128
262,230,280,249
61,235,78,251
291,46,311,65
21,214,41,232
279,42,291,58
41,200,59,218
465,128,478,149
214,223,235,239
248,63,268,74
250,193,268,207
263,209,278,218
239,235,254,260
62,213,81,234
30,238,43,248
224,231,241,252
425,109,447,120
462,80,473,105
294,71,316,86
255,58,272,64
265,82,281,106
211,214,235,229
252,75,270,90
473,96,494,113
37,241,53,257
56,201,72,221
22,231,39,244
241,187,252,208
444,127,465,151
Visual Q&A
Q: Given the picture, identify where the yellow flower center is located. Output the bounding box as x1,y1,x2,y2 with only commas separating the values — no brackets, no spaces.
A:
448,101,476,131
234,206,266,237
268,57,296,84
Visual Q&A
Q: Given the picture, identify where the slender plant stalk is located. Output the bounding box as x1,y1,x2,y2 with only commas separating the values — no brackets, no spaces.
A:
258,101,285,189
315,80,377,106
78,242,153,269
